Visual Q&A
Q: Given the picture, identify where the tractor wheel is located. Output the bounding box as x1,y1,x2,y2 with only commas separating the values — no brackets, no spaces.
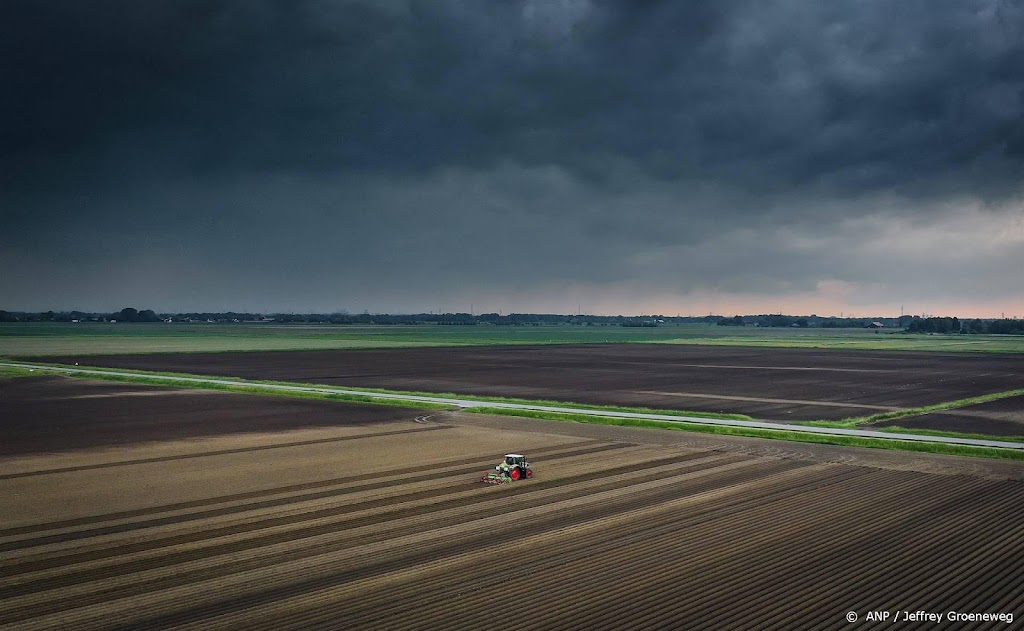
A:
526,468,532,478
510,467,521,481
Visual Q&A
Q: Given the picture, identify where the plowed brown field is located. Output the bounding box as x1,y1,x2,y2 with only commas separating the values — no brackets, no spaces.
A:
1,377,1022,630
39,344,1024,423
0,375,428,456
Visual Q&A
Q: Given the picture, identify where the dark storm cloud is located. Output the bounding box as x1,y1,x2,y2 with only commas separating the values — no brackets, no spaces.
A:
6,0,1022,193
2,0,1024,312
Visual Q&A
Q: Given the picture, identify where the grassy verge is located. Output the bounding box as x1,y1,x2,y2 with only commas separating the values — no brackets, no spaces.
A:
465,407,1024,461
0,365,37,378
26,362,755,422
868,425,1024,443
800,388,1024,429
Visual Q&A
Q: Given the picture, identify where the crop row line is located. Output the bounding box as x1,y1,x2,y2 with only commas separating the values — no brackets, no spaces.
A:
166,462,842,631
0,450,723,616
0,439,605,538
89,460,807,631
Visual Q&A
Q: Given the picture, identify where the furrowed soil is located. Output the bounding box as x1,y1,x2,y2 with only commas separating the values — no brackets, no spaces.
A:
0,376,428,456
872,394,1024,437
1,376,1022,629
38,344,1024,424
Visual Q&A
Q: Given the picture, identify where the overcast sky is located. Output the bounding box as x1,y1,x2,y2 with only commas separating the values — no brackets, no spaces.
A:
3,1,1023,316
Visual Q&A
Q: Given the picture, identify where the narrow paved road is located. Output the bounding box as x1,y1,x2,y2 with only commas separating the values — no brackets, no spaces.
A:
4,362,1024,451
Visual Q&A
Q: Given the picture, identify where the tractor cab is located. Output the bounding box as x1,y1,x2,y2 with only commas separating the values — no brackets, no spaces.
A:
504,454,527,467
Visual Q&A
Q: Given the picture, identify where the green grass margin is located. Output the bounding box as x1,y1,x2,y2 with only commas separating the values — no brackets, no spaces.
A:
801,388,1024,430
869,425,1024,443
0,366,36,378
464,407,1024,461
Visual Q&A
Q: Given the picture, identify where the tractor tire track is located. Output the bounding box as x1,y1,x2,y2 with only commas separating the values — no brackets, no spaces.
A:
1,442,631,557
0,425,453,482
0,450,728,610
5,442,1022,631
20,460,807,630
0,439,604,539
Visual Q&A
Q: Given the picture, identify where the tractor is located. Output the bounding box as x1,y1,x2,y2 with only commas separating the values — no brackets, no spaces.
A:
481,453,533,484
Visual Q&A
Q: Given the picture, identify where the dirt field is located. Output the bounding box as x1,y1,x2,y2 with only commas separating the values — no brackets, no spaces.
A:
42,344,1024,424
0,376,428,456
1,377,1022,629
873,394,1024,437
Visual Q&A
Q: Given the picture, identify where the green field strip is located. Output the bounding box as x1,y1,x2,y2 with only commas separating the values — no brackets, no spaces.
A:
0,322,681,356
658,335,1024,353
3,322,1024,355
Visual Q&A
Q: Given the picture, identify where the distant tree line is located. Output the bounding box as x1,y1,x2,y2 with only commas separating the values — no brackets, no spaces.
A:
720,314,875,328
0,308,162,323
112,307,162,322
1,309,1022,335
905,317,961,334
906,316,1024,335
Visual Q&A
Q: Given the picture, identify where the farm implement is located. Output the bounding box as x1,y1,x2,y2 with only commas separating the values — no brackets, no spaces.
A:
481,453,532,484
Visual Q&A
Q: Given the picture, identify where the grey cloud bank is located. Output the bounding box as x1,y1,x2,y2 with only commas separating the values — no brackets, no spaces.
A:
2,0,1023,316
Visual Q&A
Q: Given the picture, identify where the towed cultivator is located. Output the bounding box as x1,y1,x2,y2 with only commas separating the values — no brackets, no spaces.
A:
481,453,532,484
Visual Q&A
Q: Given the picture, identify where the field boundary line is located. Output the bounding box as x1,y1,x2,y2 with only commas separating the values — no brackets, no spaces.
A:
636,390,905,411
804,387,1024,430
3,362,1024,452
